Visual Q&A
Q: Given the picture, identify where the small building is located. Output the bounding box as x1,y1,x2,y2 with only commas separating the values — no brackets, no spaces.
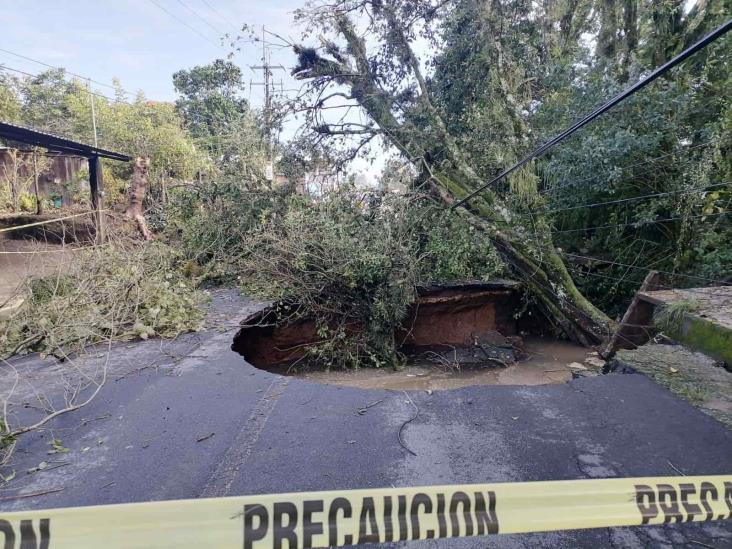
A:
0,120,130,240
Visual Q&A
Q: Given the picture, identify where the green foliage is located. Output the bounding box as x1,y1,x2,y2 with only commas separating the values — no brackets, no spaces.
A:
0,73,21,122
64,86,210,191
420,210,504,282
19,68,80,136
17,193,36,212
1,69,212,213
234,186,504,369
173,60,267,179
433,0,731,316
0,242,205,359
173,59,248,139
166,178,295,284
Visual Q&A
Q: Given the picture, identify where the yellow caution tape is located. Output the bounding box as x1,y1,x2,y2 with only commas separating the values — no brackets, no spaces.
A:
0,476,729,548
0,211,106,234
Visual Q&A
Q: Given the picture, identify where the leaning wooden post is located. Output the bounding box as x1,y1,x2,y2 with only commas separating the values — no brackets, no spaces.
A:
88,155,105,242
600,270,661,359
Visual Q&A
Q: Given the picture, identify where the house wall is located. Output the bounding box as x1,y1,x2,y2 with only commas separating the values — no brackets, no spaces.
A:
0,149,87,207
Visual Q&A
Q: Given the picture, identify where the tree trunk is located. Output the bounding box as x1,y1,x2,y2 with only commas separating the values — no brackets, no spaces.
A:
10,150,19,212
125,157,153,241
598,0,618,62
293,11,614,346
33,152,43,215
427,166,611,346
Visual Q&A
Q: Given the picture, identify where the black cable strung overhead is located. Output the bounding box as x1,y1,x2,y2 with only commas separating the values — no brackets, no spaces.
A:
451,18,732,210
146,0,222,48
539,140,717,196
561,253,731,286
553,210,729,234
541,182,727,215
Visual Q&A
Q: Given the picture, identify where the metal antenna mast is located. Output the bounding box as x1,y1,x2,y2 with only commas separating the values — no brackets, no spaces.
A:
250,25,285,182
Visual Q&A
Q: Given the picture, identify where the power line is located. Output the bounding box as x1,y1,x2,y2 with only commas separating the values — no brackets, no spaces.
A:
562,253,731,286
553,210,729,234
199,0,241,35
544,260,726,301
539,141,717,196
0,46,136,98
147,0,222,48
0,64,125,105
528,253,730,303
542,182,728,215
175,0,224,36
452,18,732,209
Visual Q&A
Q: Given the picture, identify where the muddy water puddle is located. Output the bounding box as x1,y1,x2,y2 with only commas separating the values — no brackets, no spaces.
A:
277,338,590,390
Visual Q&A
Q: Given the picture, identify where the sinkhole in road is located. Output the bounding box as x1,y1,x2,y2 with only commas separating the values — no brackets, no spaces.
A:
232,281,597,390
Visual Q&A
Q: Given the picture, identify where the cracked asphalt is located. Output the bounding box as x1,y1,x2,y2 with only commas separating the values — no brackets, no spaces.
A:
1,289,731,547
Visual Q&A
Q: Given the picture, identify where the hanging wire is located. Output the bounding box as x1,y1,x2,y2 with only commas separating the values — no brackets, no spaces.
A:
553,210,729,234
174,0,225,36
0,47,136,97
541,182,727,216
561,253,731,286
539,140,718,196
200,0,241,35
146,0,223,48
0,65,126,105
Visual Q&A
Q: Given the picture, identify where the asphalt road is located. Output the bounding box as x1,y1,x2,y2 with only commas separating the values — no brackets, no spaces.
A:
1,290,731,548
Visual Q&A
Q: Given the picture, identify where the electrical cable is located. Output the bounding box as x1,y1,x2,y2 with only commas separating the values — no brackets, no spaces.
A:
553,210,729,234
175,0,224,36
200,0,241,35
146,0,222,48
541,183,728,215
529,254,729,302
0,65,124,105
539,141,717,196
561,252,731,286
0,47,136,97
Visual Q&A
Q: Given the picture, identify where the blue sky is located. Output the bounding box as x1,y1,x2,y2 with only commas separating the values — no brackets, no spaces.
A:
2,1,392,182
1,0,302,105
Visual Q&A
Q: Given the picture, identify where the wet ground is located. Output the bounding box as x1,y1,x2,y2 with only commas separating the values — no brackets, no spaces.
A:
289,338,588,390
612,343,732,428
1,290,730,548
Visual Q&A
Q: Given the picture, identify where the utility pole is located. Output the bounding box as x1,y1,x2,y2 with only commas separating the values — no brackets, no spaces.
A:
250,25,285,184
88,79,99,148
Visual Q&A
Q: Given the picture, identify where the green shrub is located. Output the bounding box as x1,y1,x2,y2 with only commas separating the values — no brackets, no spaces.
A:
237,187,505,369
17,193,36,212
165,178,295,284
0,241,205,359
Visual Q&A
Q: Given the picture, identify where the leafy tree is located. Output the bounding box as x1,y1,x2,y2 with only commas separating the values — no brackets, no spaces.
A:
431,0,730,315
173,59,267,179
288,0,610,345
0,73,21,123
2,69,210,209
173,59,248,138
19,68,80,137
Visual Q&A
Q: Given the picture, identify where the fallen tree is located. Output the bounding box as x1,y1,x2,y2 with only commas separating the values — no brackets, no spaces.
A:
125,157,153,240
288,0,612,345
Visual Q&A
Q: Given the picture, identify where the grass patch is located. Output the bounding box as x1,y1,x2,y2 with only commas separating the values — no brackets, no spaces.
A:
653,299,701,335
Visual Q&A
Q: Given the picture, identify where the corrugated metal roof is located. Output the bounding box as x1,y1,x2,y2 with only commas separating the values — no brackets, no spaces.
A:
0,120,131,161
